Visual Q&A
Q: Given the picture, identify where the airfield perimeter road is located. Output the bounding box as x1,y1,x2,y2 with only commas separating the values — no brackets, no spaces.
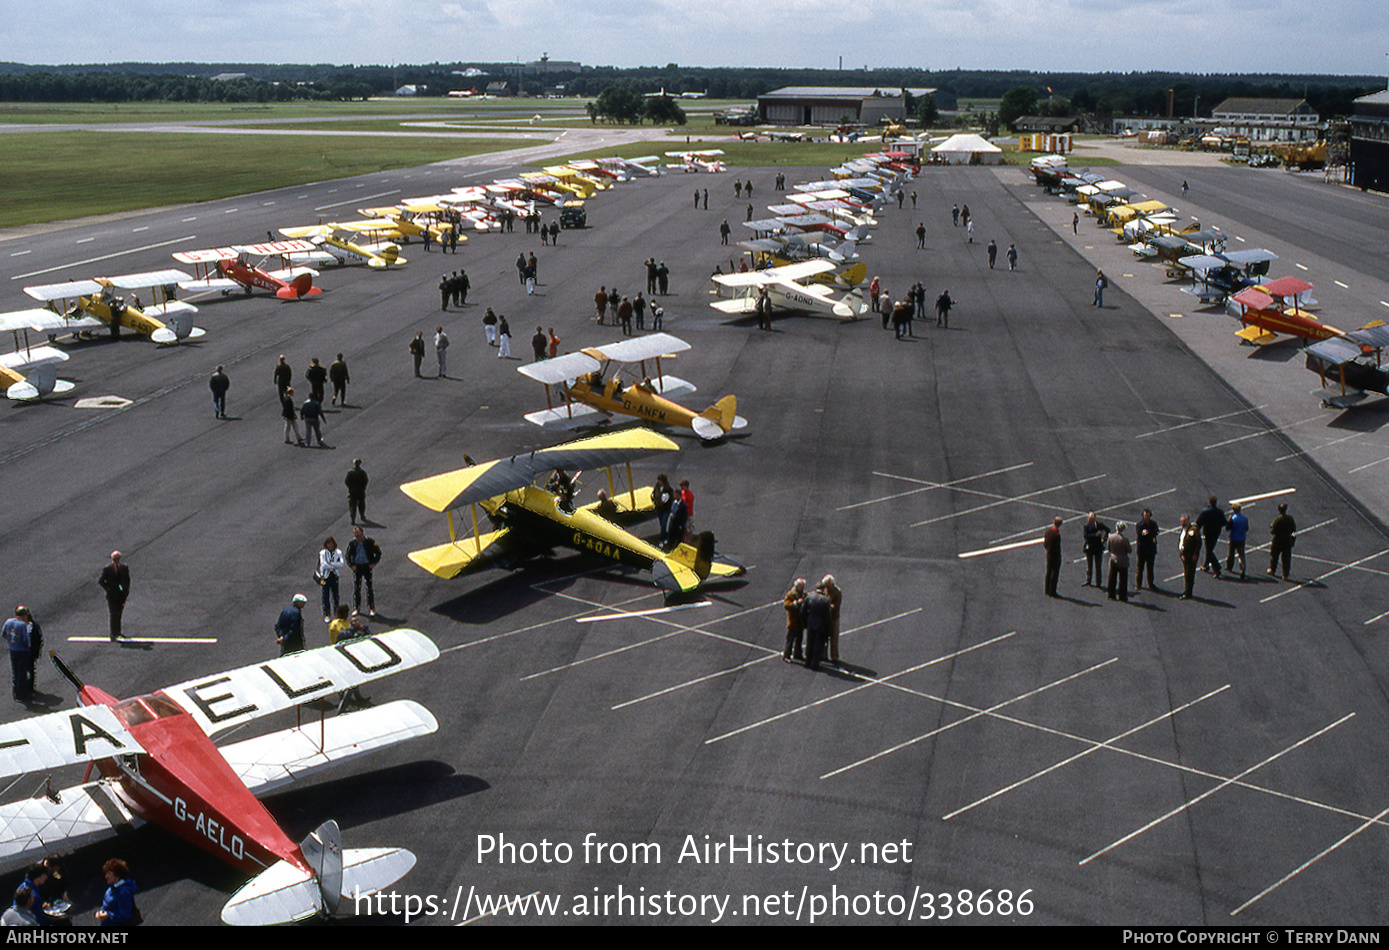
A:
3,145,1389,928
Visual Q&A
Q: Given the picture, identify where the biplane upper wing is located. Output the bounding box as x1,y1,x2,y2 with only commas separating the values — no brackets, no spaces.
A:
400,429,680,514
102,269,194,291
517,351,602,386
590,332,691,364
23,280,105,303
712,260,838,289
0,309,104,334
0,705,144,776
160,629,439,738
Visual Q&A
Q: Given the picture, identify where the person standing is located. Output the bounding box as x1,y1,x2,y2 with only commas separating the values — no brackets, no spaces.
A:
1106,523,1131,602
305,358,327,403
497,316,512,359
800,582,832,670
515,252,527,285
719,220,731,245
438,273,451,311
531,327,547,362
409,332,425,378
1043,516,1063,597
346,526,381,617
633,292,647,330
1268,503,1297,580
345,459,369,525
916,222,927,249
617,297,633,336
822,574,843,665
329,354,349,406
1094,270,1108,307
274,594,307,656
209,365,229,419
3,606,32,702
1082,512,1110,587
300,391,327,448
951,204,960,227
548,328,561,360
483,309,499,347
646,258,658,295
1225,501,1249,579
595,286,608,324
454,270,470,306
869,276,881,313
960,204,971,229
1072,211,1079,234
525,252,537,295
1178,515,1202,600
1006,243,1018,271
783,579,807,663
94,861,136,927
702,188,708,210
656,262,669,296
986,239,997,269
652,473,674,547
281,386,303,445
318,537,343,623
935,290,953,328
1196,496,1226,578
966,219,974,244
273,355,292,399
664,493,688,552
1135,509,1160,591
98,551,130,642
434,326,450,378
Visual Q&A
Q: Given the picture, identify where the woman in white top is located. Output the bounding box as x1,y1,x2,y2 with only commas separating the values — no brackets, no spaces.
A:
318,536,345,622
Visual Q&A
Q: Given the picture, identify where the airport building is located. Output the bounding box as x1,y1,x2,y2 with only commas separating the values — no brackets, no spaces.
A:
1208,97,1321,142
1350,90,1389,193
757,86,939,127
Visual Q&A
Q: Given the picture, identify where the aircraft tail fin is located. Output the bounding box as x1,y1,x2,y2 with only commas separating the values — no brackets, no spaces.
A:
693,395,737,439
279,272,316,299
376,245,400,267
838,262,867,287
652,532,718,593
302,820,344,916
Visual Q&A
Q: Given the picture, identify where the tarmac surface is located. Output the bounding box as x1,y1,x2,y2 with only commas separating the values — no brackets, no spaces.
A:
2,148,1389,926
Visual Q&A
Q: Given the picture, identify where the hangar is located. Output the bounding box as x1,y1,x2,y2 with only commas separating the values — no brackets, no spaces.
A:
757,86,938,127
1350,89,1389,194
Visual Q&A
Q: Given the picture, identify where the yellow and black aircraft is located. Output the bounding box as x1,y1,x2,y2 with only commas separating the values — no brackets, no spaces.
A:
24,270,205,344
399,429,745,594
518,333,746,442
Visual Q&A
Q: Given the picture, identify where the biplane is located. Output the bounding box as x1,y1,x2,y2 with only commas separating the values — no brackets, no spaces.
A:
0,341,74,400
738,235,860,265
665,150,727,173
1305,324,1389,408
274,228,406,269
1178,249,1279,305
355,206,455,243
23,270,205,344
711,260,867,321
399,429,746,593
173,244,323,299
1230,278,1331,346
0,632,439,925
517,333,746,441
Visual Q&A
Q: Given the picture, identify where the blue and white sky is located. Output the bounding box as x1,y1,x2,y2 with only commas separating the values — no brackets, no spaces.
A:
4,0,1387,77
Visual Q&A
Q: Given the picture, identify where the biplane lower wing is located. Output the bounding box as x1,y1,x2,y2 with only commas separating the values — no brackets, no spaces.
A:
523,403,606,429
222,700,438,796
408,527,516,579
0,778,143,867
711,297,757,315
1235,325,1280,346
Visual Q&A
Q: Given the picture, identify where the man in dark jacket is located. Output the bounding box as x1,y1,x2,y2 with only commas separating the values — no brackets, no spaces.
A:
329,354,350,406
346,526,382,617
209,365,229,418
1268,503,1297,580
275,594,307,655
98,551,131,641
1043,516,1063,597
800,584,832,670
1195,496,1227,578
345,459,369,525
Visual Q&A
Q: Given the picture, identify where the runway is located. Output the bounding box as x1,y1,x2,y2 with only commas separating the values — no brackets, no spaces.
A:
2,148,1389,925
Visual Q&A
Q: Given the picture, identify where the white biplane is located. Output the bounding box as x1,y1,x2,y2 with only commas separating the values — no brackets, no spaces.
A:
665,150,727,173
0,633,439,924
711,260,867,322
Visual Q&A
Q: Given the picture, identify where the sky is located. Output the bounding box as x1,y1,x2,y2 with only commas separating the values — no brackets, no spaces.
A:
3,0,1387,78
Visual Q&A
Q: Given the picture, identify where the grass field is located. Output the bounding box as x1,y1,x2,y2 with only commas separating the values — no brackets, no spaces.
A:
0,131,519,229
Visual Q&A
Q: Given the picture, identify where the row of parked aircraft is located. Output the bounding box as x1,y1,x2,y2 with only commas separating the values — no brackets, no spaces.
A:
708,148,916,321
0,152,674,401
1035,154,1389,410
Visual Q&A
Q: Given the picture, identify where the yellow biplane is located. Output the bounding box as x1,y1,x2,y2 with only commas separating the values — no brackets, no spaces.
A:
400,429,746,594
274,229,406,269
353,206,457,244
518,333,746,441
24,270,205,344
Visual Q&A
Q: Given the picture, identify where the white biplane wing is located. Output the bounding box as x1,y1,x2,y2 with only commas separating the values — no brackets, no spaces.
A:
161,629,439,738
712,260,837,289
0,309,104,335
0,705,144,775
23,280,105,303
517,351,602,386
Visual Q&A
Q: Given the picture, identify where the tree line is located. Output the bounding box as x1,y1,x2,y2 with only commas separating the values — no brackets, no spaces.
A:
0,62,1379,119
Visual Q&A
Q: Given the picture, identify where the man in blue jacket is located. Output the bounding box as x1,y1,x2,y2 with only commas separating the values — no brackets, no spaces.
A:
1225,501,1250,579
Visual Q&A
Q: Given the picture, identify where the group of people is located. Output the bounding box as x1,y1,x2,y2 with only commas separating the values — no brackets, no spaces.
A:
438,269,471,309
4,854,138,927
869,276,955,337
594,285,662,334
1043,499,1298,602
783,575,844,670
269,353,352,448
650,474,696,551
